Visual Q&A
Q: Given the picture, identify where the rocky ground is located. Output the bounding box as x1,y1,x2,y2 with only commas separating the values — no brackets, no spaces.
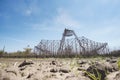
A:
0,57,120,80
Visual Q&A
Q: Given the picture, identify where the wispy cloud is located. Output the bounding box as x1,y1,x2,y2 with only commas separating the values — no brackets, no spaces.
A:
87,18,120,48
55,8,81,29
31,8,81,31
25,9,32,16
13,0,41,16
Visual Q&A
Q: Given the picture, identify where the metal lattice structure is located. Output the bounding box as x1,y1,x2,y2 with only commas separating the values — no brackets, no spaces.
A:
34,29,109,56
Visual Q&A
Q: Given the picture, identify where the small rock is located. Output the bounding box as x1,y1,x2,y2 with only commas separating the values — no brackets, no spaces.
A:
105,71,120,80
111,63,119,71
114,72,120,80
78,63,90,71
106,58,111,62
2,77,10,80
110,60,117,63
77,60,87,65
18,60,34,67
106,58,117,63
104,62,114,72
77,67,83,71
19,67,26,71
50,60,57,65
60,73,64,76
5,68,18,76
27,73,33,79
59,68,70,73
50,68,58,73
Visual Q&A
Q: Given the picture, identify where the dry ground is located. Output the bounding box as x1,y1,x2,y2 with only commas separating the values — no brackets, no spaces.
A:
0,57,120,80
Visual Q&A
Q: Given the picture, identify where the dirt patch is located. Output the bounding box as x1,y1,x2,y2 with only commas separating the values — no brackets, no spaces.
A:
0,58,120,80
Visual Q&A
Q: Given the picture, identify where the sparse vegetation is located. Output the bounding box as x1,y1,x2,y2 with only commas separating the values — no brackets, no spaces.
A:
117,59,120,70
0,50,4,56
84,69,102,80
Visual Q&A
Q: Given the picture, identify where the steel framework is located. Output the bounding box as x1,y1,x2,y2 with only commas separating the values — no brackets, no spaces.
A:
34,29,109,56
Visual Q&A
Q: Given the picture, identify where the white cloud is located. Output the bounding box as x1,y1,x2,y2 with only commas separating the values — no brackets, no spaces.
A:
29,7,120,49
14,0,41,16
86,18,120,49
31,8,81,32
55,8,81,29
25,9,32,16
31,23,52,31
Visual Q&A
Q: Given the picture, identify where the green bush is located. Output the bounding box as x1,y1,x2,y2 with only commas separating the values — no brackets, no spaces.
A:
0,50,4,56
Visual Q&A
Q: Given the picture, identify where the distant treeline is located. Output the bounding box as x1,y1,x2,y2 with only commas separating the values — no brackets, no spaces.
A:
0,49,120,58
103,50,120,57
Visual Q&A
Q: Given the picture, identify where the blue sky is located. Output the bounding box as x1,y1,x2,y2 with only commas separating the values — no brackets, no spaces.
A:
0,0,120,52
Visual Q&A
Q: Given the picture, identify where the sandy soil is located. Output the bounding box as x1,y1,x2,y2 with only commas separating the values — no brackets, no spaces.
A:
0,57,120,80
